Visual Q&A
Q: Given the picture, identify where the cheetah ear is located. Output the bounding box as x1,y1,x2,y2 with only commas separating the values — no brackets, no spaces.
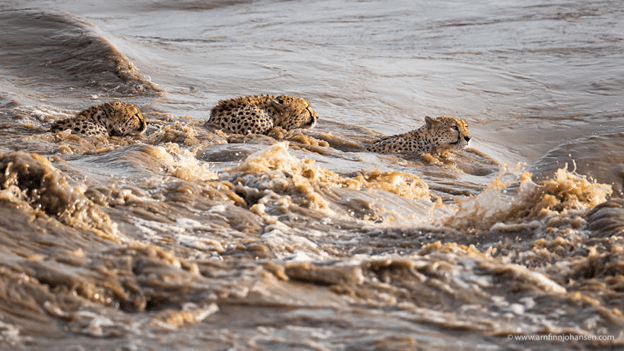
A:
425,116,435,126
270,99,286,112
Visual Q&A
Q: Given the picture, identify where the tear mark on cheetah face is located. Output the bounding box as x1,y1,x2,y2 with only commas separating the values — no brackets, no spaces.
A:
367,116,471,156
49,102,148,137
205,94,317,135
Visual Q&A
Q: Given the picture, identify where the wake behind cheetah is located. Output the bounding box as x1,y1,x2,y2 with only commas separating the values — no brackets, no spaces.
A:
205,94,317,135
50,101,147,137
368,116,471,156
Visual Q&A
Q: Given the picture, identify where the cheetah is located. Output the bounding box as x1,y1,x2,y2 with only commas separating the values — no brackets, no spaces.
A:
50,102,147,137
367,116,471,156
205,94,317,135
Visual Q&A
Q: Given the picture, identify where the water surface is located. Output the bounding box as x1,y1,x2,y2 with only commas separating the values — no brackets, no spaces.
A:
1,0,623,349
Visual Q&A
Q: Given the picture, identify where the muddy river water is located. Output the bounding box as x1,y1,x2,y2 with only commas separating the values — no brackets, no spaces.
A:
1,0,623,349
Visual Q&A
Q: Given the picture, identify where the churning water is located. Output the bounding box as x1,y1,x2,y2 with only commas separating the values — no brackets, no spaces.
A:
1,0,623,349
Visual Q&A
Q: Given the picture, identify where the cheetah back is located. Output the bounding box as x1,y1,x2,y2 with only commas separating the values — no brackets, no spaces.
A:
49,109,108,137
208,102,274,135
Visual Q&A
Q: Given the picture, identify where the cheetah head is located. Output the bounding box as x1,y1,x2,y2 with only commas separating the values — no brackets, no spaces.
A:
424,116,471,154
270,95,317,130
107,102,148,137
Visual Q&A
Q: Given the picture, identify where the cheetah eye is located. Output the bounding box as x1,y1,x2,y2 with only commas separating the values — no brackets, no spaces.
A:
452,126,459,132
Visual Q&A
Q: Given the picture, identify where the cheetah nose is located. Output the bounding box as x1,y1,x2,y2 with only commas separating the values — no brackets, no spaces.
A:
464,136,471,142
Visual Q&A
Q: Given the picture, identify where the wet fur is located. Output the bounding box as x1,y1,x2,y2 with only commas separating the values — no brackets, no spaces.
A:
50,102,147,137
368,116,471,155
205,94,317,135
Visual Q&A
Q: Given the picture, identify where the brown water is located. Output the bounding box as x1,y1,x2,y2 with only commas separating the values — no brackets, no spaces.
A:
1,0,624,350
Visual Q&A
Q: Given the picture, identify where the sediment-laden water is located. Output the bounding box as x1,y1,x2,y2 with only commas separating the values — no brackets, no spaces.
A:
1,0,623,350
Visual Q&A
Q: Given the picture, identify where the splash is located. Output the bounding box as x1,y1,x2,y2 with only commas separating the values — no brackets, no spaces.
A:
221,142,430,216
143,143,218,182
445,167,612,232
0,151,118,240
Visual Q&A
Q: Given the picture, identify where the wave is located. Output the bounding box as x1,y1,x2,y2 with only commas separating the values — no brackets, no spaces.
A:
0,9,162,99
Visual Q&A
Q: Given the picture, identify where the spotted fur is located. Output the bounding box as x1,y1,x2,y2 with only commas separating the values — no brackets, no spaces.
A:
50,102,147,137
205,94,317,135
368,116,471,155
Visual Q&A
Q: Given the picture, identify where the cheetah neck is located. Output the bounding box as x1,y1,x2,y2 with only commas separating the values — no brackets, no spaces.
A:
402,127,433,153
88,108,115,134
248,95,283,123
